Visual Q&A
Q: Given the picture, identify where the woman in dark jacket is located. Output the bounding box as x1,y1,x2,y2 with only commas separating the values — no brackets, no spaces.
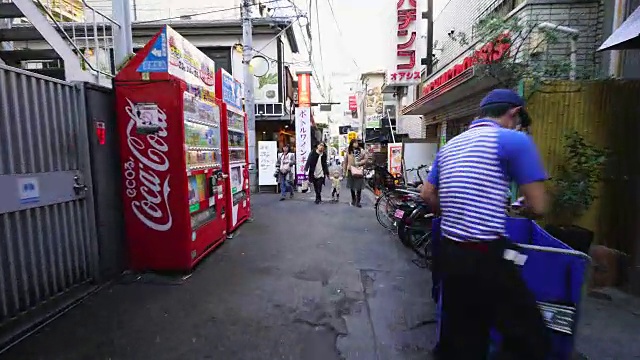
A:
304,142,329,204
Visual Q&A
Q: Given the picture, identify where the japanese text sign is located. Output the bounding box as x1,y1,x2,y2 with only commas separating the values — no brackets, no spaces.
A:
220,68,243,110
388,0,421,86
137,26,216,92
348,95,357,111
295,107,311,182
422,34,511,96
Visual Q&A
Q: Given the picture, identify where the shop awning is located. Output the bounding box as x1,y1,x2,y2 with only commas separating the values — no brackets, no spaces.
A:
402,66,500,116
598,5,640,51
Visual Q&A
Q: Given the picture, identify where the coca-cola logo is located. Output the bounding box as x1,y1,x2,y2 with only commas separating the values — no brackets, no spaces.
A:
123,98,173,231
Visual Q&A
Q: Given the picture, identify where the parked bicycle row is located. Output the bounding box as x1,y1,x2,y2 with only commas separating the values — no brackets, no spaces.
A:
365,163,436,268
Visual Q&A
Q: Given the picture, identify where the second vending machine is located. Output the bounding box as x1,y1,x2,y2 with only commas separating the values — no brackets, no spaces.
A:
216,69,251,233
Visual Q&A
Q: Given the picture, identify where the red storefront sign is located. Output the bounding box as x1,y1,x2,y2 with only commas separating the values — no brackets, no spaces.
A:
388,0,420,85
422,34,511,96
297,72,311,107
348,95,357,111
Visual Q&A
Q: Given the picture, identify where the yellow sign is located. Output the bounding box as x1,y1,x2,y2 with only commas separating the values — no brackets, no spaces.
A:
348,131,357,143
46,0,84,22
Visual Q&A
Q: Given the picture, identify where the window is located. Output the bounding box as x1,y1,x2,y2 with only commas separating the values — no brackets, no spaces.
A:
199,47,232,74
473,0,525,39
491,0,526,18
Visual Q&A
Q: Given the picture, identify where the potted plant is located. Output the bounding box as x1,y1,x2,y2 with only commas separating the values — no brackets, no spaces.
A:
545,131,608,253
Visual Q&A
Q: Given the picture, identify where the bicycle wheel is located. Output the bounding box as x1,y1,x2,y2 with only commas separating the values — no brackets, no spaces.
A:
407,229,433,269
375,193,399,232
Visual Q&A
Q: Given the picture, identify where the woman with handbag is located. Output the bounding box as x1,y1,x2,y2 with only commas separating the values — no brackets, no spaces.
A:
275,143,295,201
343,139,368,207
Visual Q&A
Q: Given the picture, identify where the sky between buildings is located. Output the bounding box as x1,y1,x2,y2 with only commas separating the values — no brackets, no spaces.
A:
86,0,448,122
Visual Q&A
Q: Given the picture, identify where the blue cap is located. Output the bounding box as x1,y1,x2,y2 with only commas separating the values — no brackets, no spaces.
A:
480,89,525,108
480,89,531,127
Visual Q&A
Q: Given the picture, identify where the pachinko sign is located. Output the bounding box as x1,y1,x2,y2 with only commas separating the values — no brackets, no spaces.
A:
388,0,421,86
122,99,173,232
295,107,311,182
137,26,215,91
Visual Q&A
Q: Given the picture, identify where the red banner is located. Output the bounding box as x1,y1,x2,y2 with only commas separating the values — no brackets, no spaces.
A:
348,95,357,111
297,72,311,108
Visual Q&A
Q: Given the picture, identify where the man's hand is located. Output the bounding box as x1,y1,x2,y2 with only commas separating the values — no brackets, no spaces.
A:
420,181,439,212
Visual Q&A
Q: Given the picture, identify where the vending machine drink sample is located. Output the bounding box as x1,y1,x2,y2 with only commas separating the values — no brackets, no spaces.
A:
215,69,251,232
114,25,228,271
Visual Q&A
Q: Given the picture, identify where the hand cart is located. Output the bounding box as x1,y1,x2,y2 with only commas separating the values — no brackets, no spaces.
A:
432,217,592,359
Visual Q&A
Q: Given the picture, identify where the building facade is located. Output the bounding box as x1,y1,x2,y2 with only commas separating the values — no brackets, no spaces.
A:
6,17,303,152
401,0,606,144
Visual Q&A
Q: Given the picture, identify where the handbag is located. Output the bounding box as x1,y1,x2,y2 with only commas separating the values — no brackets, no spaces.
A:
350,165,364,178
300,180,309,193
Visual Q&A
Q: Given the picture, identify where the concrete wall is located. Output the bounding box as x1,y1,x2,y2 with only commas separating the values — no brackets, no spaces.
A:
429,0,603,81
398,88,426,138
517,1,603,79
431,0,514,74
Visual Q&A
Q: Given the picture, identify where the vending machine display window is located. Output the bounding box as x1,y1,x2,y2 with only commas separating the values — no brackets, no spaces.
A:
184,92,221,171
227,111,246,165
183,91,221,227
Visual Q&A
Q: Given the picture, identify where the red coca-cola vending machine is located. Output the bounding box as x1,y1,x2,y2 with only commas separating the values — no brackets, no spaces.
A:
215,69,251,233
114,25,228,272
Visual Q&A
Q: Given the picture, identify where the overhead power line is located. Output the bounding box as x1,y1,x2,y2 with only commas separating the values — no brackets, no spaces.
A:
314,0,327,92
285,0,326,99
324,0,359,71
135,0,284,24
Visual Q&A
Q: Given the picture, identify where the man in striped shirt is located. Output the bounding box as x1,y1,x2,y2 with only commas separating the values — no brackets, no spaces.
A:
421,89,550,359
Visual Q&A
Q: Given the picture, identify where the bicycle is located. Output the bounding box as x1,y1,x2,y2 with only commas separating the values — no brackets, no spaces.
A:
367,164,421,232
395,198,435,269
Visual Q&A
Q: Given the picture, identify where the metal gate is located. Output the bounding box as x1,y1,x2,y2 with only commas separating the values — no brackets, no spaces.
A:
0,65,99,343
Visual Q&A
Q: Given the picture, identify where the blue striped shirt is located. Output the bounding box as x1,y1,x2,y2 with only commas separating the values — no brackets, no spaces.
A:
427,119,546,242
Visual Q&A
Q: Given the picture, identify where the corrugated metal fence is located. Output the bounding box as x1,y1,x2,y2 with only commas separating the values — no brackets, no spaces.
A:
527,80,640,257
0,65,99,343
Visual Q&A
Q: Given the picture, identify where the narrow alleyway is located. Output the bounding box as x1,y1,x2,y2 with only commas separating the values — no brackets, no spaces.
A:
0,185,436,360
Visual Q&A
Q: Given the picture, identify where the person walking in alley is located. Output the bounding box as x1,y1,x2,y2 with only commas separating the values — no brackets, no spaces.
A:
420,89,550,360
275,143,295,201
343,139,368,207
329,162,343,202
304,142,329,204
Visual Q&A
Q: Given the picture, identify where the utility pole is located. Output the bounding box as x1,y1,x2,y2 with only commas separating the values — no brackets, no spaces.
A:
112,0,133,68
133,0,138,21
426,0,434,75
242,0,258,194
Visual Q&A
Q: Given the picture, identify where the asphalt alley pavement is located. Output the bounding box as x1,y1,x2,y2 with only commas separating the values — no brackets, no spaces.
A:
0,184,436,360
3,183,637,360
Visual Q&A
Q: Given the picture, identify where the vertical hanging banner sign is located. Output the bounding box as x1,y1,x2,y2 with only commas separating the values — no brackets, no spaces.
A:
348,95,357,111
295,107,311,183
297,71,312,108
388,0,421,86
